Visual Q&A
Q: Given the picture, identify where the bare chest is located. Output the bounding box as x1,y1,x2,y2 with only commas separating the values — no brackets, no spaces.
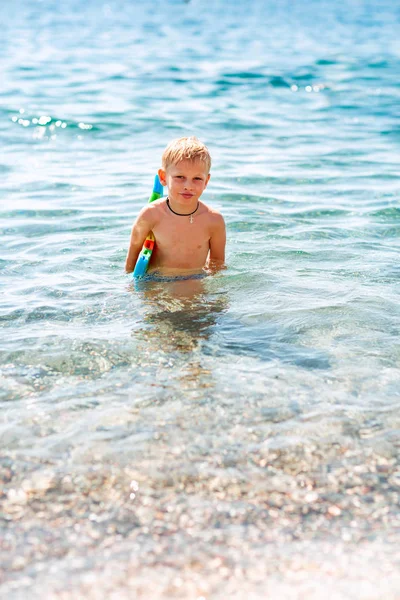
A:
153,212,211,253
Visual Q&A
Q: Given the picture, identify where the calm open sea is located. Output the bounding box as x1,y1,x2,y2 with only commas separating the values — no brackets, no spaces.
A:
1,0,400,598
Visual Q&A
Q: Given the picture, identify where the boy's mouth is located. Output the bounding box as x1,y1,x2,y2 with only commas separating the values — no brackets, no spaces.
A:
181,193,194,199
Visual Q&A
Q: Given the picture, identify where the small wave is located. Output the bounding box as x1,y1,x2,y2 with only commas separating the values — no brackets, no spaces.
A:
368,207,400,219
0,208,83,218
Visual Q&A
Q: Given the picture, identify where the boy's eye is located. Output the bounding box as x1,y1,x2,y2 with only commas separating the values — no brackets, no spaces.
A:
194,177,203,181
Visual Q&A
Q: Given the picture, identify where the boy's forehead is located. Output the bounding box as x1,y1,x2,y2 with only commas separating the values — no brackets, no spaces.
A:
167,159,209,175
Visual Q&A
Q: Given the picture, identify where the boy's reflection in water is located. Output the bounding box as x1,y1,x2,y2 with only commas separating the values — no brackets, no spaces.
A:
131,276,228,396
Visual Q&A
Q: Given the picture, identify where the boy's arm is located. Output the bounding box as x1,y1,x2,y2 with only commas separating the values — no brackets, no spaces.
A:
125,207,154,273
208,213,226,271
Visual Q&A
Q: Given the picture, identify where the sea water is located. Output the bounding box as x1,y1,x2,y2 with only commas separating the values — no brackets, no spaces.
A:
1,0,400,598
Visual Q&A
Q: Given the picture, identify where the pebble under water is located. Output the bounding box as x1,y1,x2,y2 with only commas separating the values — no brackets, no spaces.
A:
1,0,400,598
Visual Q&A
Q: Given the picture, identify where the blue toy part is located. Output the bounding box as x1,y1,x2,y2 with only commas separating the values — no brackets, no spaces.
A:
132,174,163,278
151,175,163,199
132,232,155,278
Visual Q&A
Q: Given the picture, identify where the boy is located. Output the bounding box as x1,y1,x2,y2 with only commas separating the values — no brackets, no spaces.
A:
125,137,226,276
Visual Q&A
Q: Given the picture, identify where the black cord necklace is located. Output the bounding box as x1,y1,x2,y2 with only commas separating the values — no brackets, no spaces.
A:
166,197,199,224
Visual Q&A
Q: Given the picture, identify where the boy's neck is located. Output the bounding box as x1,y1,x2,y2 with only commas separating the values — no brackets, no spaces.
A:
166,195,199,214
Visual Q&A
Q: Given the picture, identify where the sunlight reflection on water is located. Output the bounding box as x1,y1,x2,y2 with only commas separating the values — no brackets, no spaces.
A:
1,0,400,597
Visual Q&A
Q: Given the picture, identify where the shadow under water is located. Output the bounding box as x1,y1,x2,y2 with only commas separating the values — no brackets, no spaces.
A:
129,276,229,401
130,274,330,387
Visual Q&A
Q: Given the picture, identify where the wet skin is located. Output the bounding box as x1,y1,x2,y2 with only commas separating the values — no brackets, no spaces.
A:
125,160,226,275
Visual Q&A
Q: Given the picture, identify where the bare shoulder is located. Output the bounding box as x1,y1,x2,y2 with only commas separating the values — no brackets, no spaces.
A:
136,198,164,224
201,202,225,227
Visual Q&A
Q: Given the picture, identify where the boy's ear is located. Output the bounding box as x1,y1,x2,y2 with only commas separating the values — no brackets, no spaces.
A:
158,168,167,186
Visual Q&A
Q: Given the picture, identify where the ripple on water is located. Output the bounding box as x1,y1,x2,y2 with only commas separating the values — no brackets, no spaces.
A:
1,0,400,597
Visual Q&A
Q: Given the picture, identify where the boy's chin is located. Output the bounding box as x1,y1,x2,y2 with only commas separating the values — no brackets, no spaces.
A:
171,195,197,203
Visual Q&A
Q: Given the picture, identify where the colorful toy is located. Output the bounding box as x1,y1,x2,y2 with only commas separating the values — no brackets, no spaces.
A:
133,174,163,278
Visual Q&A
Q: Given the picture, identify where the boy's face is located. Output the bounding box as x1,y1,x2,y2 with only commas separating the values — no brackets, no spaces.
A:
158,159,210,206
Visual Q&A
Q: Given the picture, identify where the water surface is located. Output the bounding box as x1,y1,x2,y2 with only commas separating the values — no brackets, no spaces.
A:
1,0,400,598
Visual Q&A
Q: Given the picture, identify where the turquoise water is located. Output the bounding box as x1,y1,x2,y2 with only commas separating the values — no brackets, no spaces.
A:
1,1,400,598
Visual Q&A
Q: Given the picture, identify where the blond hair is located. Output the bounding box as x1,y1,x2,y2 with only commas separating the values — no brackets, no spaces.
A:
162,137,211,172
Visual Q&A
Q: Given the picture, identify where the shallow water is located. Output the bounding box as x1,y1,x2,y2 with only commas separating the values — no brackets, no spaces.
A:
1,0,400,598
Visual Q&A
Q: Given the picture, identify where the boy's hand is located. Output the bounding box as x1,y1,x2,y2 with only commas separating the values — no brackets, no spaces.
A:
125,207,154,273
